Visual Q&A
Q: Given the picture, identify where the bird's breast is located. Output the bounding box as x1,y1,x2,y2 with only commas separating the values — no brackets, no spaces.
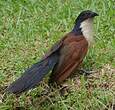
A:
80,18,94,46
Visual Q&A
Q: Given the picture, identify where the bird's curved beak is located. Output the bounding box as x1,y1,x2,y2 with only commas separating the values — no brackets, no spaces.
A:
92,12,99,17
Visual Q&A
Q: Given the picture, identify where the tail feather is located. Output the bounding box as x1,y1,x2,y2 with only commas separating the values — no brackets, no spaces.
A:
7,54,58,94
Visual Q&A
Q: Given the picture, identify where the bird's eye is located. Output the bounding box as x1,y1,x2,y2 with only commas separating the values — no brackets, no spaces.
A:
83,14,88,19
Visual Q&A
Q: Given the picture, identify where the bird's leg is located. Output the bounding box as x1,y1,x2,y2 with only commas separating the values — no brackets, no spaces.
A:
59,84,70,96
78,68,97,75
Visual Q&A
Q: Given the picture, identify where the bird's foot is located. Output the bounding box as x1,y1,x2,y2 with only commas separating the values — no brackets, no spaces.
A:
78,68,97,75
59,84,70,96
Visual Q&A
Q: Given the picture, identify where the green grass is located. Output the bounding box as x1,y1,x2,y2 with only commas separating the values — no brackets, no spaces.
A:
0,0,115,110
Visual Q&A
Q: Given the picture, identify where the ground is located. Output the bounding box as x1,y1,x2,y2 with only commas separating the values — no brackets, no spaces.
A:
0,0,115,110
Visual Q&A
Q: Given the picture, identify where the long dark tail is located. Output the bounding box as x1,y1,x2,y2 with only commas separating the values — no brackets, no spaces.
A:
7,53,58,94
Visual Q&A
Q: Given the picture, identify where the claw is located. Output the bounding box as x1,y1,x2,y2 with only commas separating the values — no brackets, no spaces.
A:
78,68,97,75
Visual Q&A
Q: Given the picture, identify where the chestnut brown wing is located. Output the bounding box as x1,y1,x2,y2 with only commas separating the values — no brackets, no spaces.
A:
50,38,88,83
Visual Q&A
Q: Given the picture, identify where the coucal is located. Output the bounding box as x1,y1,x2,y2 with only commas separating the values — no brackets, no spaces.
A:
7,10,98,94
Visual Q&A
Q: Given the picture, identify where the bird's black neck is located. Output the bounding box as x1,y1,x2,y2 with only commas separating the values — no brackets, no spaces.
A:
71,21,83,35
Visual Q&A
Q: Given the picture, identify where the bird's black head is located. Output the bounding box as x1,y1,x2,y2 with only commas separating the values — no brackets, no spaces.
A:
72,10,98,34
76,10,98,23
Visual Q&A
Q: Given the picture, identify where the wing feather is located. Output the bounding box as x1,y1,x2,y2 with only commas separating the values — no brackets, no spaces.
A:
50,37,88,83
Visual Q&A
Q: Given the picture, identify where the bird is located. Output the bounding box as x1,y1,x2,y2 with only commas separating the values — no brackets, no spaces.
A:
7,10,98,95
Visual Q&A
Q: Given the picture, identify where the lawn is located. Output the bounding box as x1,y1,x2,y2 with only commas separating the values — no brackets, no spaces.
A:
0,0,114,110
